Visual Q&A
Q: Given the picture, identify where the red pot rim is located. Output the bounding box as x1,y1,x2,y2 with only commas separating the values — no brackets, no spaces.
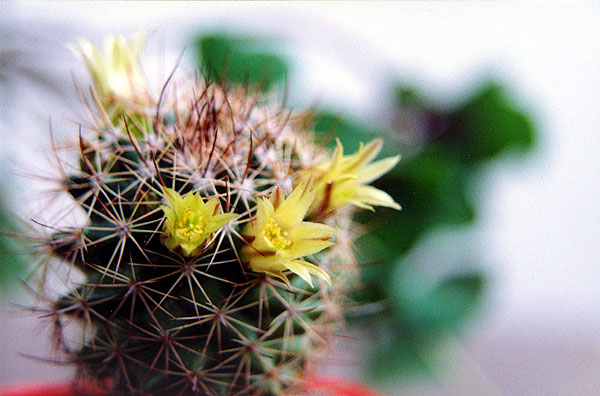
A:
303,375,385,396
0,379,107,396
0,376,384,396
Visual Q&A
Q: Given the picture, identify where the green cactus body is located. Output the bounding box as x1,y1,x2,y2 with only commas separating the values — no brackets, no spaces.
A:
35,36,400,396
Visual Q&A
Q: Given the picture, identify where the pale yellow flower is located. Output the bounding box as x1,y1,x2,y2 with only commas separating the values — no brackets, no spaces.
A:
241,182,335,287
305,138,401,215
71,33,147,109
161,188,238,256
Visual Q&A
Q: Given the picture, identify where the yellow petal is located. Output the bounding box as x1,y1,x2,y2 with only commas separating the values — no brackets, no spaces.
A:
287,222,337,241
289,260,331,286
289,239,334,258
160,205,175,225
201,197,220,218
206,213,236,234
356,155,400,184
274,180,315,229
250,261,290,285
254,197,275,235
341,139,382,175
162,188,180,210
351,185,401,210
269,186,285,210
315,139,344,184
182,191,198,206
263,270,290,285
180,243,198,256
247,253,285,269
286,260,314,287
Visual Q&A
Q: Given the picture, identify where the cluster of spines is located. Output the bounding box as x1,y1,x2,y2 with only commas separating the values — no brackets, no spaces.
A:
36,80,344,396
30,35,400,396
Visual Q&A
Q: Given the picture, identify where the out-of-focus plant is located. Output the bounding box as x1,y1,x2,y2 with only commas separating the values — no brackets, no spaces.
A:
343,81,536,378
194,31,537,382
0,188,28,294
195,33,289,92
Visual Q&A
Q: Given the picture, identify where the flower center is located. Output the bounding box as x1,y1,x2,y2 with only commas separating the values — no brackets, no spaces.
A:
175,207,205,241
262,217,291,250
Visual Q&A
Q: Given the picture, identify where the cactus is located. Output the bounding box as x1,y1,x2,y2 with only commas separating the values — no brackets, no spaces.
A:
33,35,400,396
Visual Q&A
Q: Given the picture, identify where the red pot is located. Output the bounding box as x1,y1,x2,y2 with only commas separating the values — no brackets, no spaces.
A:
0,377,383,396
302,376,384,396
0,382,73,396
0,379,108,396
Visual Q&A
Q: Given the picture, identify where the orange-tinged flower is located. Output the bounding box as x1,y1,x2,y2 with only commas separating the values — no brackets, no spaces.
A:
241,182,335,287
305,138,401,215
161,188,237,256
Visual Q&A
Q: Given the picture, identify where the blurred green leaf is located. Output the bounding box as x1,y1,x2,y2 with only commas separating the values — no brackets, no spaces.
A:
456,82,536,162
311,111,400,157
311,111,379,151
427,272,485,326
0,235,25,289
355,150,475,264
392,147,476,225
368,334,433,380
362,269,485,381
395,271,486,331
350,233,400,305
0,197,26,294
352,79,536,380
194,34,288,91
444,82,535,163
394,85,430,109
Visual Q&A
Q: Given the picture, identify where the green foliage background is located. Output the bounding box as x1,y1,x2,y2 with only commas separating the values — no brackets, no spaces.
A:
192,32,536,381
0,187,27,296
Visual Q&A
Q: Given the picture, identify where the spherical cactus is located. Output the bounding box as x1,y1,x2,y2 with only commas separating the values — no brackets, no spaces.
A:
33,34,400,396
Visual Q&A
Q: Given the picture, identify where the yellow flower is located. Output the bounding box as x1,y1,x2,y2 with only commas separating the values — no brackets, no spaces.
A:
71,33,147,109
305,138,401,215
241,182,335,287
161,188,238,256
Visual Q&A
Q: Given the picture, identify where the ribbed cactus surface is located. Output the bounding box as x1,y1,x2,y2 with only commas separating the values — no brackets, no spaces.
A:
34,35,400,396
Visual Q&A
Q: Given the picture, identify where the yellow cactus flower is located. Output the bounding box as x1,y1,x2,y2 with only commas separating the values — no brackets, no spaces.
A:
305,138,401,215
161,188,238,256
71,33,146,109
241,182,336,287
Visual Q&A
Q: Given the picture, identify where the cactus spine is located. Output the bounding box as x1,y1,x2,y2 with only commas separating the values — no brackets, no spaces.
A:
33,35,400,396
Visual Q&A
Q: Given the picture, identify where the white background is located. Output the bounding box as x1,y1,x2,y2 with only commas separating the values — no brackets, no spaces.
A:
1,2,599,396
